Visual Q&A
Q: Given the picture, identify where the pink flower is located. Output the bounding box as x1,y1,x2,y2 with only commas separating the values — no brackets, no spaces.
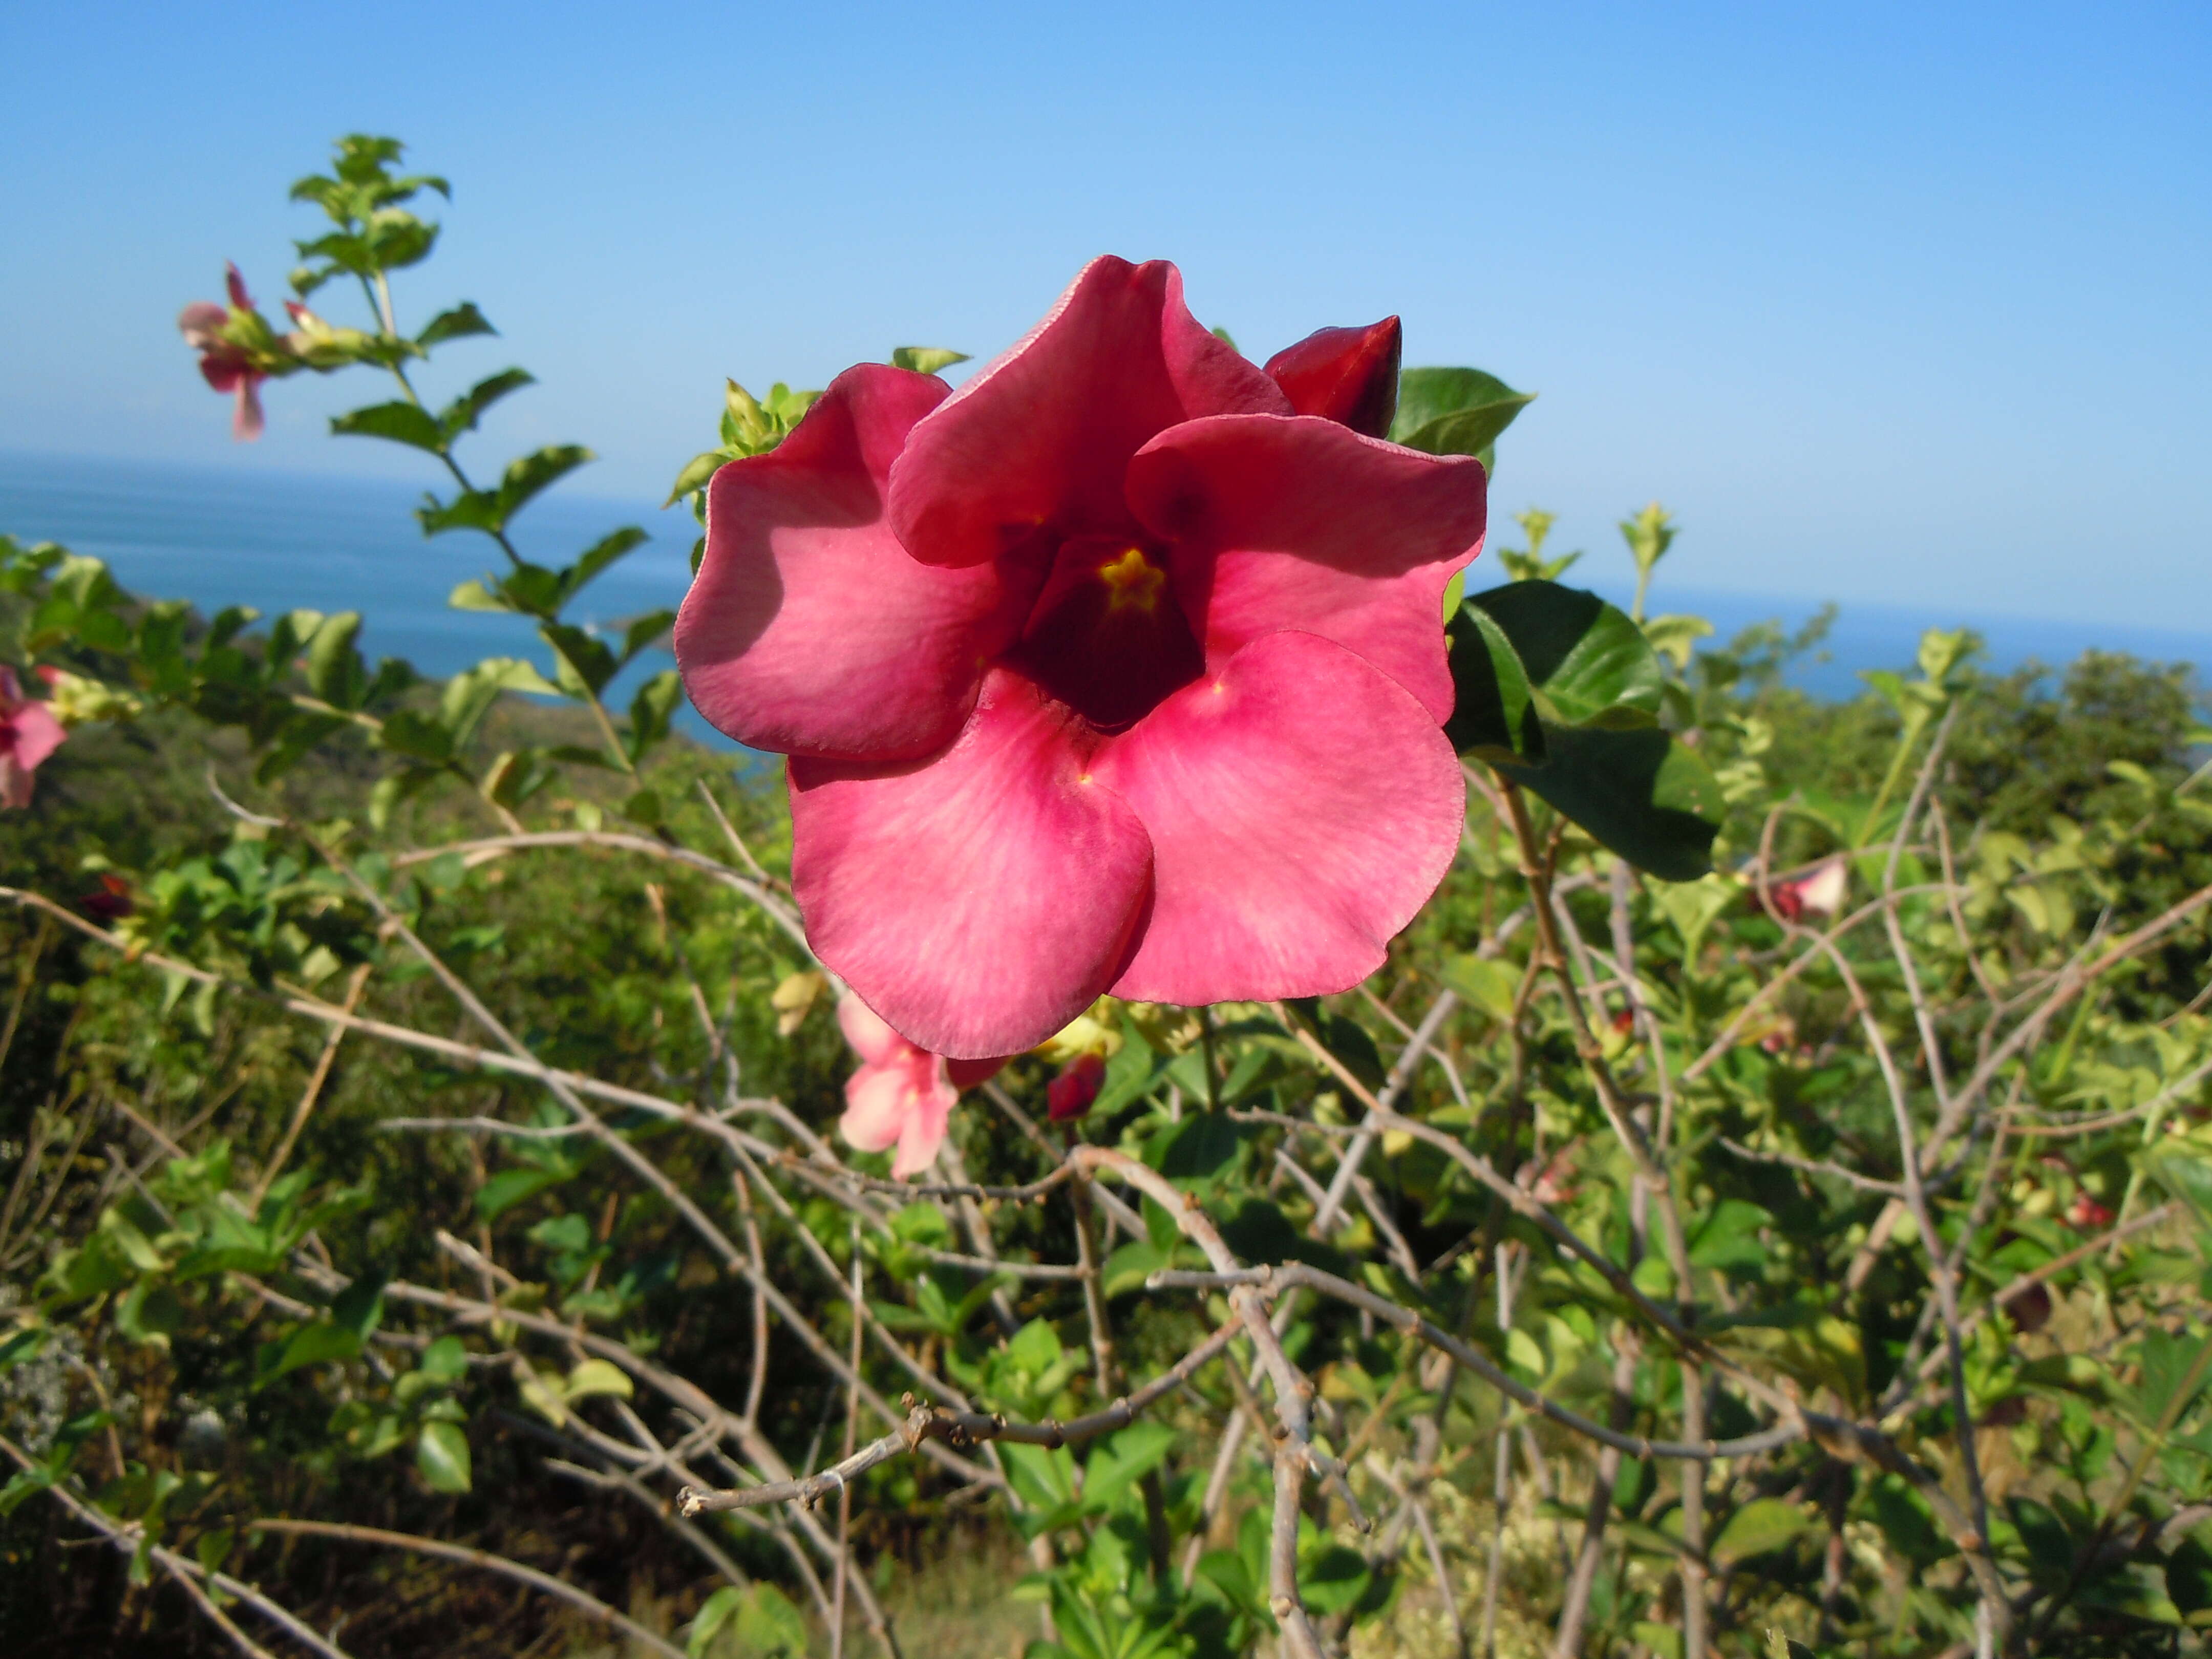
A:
836,996,1003,1178
0,667,66,809
1047,1053,1107,1123
677,258,1482,1057
1758,857,1848,925
178,264,268,440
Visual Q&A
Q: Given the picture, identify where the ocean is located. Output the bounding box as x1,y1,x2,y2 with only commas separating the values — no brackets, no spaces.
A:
1,449,2203,738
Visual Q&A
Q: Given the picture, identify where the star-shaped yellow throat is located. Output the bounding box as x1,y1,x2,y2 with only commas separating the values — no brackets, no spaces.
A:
1096,547,1166,614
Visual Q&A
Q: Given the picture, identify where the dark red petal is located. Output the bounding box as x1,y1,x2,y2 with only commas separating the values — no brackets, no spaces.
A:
1262,318,1402,439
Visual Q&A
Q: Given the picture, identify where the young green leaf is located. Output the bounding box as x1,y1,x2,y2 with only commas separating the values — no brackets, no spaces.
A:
331,402,444,454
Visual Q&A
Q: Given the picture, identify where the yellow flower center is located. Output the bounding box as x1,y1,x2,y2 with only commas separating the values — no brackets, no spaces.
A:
1096,547,1166,614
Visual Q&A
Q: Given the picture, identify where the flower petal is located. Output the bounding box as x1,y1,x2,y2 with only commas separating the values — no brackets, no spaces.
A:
887,256,1289,568
1262,318,1402,438
232,376,265,442
1126,414,1485,723
5,704,64,773
837,993,909,1068
891,1091,954,1178
841,1053,954,1180
790,667,1153,1059
675,365,1040,762
1094,631,1463,1005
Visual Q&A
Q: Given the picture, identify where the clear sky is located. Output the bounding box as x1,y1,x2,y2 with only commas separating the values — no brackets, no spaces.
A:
2,1,2206,630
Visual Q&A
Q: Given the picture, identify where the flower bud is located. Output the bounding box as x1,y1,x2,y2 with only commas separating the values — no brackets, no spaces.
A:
1047,1052,1107,1122
1262,317,1402,439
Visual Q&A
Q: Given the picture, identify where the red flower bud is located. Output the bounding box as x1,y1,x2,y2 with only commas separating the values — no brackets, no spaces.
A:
1047,1052,1107,1122
2068,1195,2113,1229
1262,318,1402,439
78,873,134,922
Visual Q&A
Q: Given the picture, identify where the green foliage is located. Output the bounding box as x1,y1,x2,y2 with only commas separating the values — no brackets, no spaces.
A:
5,131,2210,1659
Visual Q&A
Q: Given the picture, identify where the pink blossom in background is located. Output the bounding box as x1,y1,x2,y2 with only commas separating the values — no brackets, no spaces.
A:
677,257,1483,1058
177,264,268,440
835,995,1004,1178
0,668,66,810
1759,856,1849,925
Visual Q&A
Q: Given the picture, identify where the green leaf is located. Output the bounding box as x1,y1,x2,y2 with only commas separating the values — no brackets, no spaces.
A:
416,488,501,538
414,1421,472,1493
541,624,618,698
478,1166,567,1222
1499,725,1725,882
1389,368,1535,455
688,1585,746,1657
1441,953,1521,1023
1469,581,1663,729
378,709,454,763
561,1358,633,1402
890,346,971,375
332,401,444,454
496,444,592,522
731,1584,809,1658
1444,601,1545,762
303,612,366,706
418,305,498,351
418,1335,469,1382
440,656,564,749
619,609,675,665
1710,1498,1814,1568
664,450,727,508
1101,1241,1169,1298
439,369,535,440
626,670,684,763
1644,612,1715,671
1082,1421,1175,1511
265,1320,364,1380
331,1271,387,1341
561,528,650,606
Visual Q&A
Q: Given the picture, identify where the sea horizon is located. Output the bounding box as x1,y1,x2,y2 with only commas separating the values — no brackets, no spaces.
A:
2,446,2204,730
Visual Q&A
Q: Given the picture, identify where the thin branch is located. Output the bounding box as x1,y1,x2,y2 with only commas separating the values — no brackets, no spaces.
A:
248,1520,687,1659
680,1322,1242,1514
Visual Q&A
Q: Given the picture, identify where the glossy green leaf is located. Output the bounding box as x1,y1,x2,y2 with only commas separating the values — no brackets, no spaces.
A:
1444,600,1545,762
1389,367,1535,456
1499,725,1725,882
1470,581,1662,729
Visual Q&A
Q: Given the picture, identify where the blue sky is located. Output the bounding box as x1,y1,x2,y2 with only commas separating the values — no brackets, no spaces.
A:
2,1,2206,631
